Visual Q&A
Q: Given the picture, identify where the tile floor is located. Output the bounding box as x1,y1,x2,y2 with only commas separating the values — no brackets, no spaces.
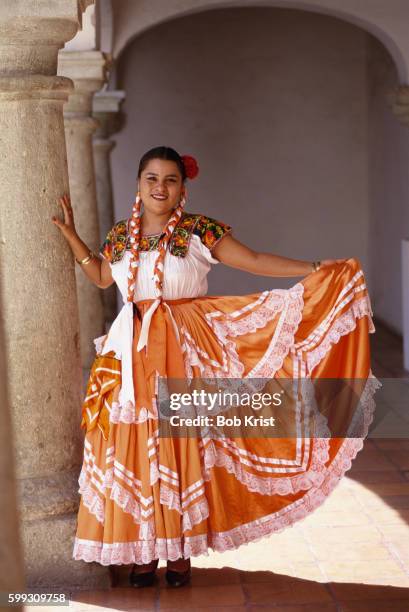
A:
30,319,409,611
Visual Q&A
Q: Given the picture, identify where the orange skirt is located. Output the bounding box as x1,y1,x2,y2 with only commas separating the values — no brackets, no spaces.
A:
72,258,381,565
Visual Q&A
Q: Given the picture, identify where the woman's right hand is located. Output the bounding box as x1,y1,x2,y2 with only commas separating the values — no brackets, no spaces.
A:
52,194,77,239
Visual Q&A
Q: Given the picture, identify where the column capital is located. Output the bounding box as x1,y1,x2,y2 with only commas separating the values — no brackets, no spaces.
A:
78,0,95,26
388,84,409,127
0,1,94,76
93,89,126,113
0,75,73,100
58,50,110,116
93,89,126,138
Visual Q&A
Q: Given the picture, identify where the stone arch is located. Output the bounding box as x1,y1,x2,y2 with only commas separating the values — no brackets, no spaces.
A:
109,4,407,341
112,0,408,81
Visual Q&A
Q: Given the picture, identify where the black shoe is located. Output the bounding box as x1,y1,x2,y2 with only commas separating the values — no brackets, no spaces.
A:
165,567,191,588
129,564,157,588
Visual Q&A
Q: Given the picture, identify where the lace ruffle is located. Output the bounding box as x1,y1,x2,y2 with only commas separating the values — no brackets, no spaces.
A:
207,290,284,338
107,370,160,425
78,454,209,538
73,374,380,565
75,272,381,564
180,285,304,384
247,286,304,378
305,295,374,375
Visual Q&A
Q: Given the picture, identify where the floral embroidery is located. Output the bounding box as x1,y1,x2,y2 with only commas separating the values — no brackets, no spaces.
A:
139,234,162,251
99,212,232,263
99,220,128,264
193,215,233,250
170,214,197,256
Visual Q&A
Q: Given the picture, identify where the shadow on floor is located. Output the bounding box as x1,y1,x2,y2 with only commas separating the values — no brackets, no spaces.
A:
68,567,409,610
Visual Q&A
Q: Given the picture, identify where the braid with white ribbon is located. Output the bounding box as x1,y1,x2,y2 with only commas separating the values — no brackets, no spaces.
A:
126,193,186,303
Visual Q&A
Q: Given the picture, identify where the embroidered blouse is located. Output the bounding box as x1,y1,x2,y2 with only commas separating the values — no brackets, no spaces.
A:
99,211,232,303
100,211,232,262
95,212,232,410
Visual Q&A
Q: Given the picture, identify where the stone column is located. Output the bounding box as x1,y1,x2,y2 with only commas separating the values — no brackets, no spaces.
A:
0,2,110,588
388,85,409,371
93,90,125,324
0,291,24,603
58,50,107,370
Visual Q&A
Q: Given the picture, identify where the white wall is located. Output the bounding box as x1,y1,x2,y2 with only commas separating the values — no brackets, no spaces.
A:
367,35,408,335
109,7,403,333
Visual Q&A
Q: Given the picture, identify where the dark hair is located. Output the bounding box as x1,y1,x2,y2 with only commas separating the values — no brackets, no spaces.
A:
137,146,186,181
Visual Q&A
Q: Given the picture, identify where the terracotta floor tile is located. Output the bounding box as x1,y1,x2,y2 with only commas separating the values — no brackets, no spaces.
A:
368,508,409,524
158,583,245,609
349,576,409,587
378,524,409,540
170,608,245,612
240,570,279,583
353,494,409,511
352,483,409,496
392,406,409,425
266,540,315,563
373,440,409,451
241,565,327,584
382,452,409,470
289,561,327,582
318,491,359,512
192,550,242,569
243,576,332,605
242,559,295,574
322,558,406,578
309,540,391,562
325,573,409,584
369,410,409,438
70,607,154,612
387,541,409,565
329,581,409,601
377,379,409,405
28,608,70,612
263,530,307,545
302,510,371,527
348,452,396,471
378,577,409,587
248,606,337,612
187,567,241,586
302,524,381,545
339,600,409,611
346,470,406,484
69,587,157,610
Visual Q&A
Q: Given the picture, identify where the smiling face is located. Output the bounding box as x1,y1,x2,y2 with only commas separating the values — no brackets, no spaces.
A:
138,158,185,215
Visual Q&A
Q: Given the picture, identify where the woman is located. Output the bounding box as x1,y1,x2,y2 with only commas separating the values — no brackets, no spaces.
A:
52,146,380,588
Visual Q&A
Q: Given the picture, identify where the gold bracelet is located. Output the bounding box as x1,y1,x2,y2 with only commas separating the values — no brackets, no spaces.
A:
312,260,321,272
76,251,95,265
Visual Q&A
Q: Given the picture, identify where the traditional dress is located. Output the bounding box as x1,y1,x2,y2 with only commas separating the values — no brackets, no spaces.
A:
72,211,381,565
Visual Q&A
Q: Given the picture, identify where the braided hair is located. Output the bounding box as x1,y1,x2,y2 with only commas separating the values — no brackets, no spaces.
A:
126,147,190,303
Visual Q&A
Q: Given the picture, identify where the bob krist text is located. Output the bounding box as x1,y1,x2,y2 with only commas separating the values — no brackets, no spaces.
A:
167,389,285,428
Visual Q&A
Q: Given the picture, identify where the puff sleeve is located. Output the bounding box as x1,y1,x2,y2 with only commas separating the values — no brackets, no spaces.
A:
99,226,114,262
193,214,233,263
99,219,128,264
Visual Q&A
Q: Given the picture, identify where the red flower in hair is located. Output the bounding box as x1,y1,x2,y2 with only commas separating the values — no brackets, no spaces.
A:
181,155,199,180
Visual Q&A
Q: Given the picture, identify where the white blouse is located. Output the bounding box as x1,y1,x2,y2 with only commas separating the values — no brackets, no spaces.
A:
109,232,221,303
95,232,223,410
